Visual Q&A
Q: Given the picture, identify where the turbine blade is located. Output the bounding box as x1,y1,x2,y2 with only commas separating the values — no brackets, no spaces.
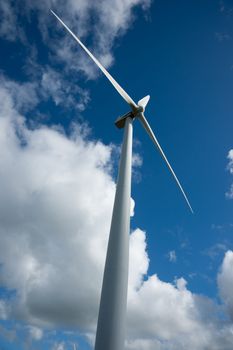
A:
138,95,150,109
50,10,138,112
139,113,193,213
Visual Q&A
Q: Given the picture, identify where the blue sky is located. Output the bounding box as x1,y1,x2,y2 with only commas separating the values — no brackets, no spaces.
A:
0,1,233,349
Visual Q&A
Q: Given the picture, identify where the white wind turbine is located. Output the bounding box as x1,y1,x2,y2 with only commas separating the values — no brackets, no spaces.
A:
51,10,193,350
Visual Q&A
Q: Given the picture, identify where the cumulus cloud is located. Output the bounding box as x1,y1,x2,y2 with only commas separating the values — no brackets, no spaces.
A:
127,276,210,348
127,269,233,349
226,149,233,198
218,250,233,320
0,68,90,116
0,81,114,330
128,229,149,294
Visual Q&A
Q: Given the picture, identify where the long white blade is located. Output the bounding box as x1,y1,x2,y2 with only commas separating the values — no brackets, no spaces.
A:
138,95,150,109
50,10,138,112
139,113,193,213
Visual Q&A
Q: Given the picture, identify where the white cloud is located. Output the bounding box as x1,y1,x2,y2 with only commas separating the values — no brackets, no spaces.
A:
92,0,151,58
128,229,149,294
0,76,39,113
132,153,143,167
226,150,233,198
40,66,90,111
0,69,90,116
227,150,233,174
218,250,233,320
53,342,66,350
0,80,114,330
0,1,26,42
167,250,177,262
0,0,152,79
128,275,205,342
127,272,233,349
28,325,43,340
203,243,227,259
0,300,8,320
47,0,151,77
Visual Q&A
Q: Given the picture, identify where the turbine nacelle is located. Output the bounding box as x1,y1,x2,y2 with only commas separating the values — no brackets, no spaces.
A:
115,95,150,129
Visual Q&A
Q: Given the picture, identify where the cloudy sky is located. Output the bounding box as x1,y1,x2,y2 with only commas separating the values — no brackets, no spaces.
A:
0,0,233,349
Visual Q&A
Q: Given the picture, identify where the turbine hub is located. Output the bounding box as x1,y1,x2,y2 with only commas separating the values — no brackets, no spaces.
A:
137,105,144,113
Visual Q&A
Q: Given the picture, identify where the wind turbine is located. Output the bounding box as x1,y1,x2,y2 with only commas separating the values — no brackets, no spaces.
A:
51,10,193,350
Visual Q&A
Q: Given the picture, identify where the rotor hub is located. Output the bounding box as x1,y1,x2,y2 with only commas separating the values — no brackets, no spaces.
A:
137,105,144,113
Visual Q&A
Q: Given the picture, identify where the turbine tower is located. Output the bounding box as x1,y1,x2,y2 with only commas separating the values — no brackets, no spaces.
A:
51,10,193,350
